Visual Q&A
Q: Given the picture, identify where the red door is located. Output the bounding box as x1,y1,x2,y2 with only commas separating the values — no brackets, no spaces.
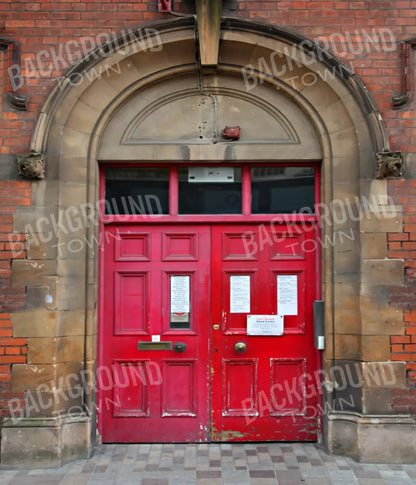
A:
211,223,319,441
99,222,319,442
100,225,211,442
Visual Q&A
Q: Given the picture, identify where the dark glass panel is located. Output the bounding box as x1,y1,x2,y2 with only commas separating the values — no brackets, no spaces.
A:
251,167,315,214
105,167,169,215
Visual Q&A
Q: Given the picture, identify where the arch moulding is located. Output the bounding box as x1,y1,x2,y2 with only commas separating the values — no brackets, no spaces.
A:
3,17,412,467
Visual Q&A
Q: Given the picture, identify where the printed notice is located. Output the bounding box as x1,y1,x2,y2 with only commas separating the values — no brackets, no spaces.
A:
247,315,284,336
277,274,298,315
170,275,190,313
230,275,250,313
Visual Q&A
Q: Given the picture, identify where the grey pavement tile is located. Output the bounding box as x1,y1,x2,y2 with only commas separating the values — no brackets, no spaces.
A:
141,479,169,485
304,480,331,485
328,469,360,485
301,467,330,479
275,469,303,485
248,469,276,478
60,477,91,485
357,480,390,485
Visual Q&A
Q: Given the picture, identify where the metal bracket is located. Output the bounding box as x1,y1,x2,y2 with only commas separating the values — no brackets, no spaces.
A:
392,38,416,109
313,300,325,350
0,37,29,111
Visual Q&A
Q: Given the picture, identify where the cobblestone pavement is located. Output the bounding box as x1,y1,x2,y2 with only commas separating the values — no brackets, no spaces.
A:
1,443,416,485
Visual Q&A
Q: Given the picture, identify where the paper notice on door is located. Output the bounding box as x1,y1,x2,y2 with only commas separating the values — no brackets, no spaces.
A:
170,275,190,313
277,274,298,315
230,275,250,313
247,314,284,336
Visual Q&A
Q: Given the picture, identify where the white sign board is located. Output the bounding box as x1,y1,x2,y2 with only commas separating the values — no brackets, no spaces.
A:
230,275,250,313
188,167,234,183
170,275,190,313
277,274,298,315
247,315,284,336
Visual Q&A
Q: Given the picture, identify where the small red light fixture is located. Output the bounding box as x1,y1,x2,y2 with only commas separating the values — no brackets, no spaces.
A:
222,126,241,141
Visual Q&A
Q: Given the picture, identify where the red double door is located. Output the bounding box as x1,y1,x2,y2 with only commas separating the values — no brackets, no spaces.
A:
100,223,320,442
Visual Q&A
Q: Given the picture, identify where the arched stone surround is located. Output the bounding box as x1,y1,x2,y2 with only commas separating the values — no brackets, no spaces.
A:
2,17,412,466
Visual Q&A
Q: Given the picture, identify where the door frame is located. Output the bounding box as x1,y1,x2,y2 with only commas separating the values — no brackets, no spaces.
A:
97,162,323,441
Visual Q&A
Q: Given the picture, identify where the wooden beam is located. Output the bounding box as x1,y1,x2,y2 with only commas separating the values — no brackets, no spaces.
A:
195,0,223,69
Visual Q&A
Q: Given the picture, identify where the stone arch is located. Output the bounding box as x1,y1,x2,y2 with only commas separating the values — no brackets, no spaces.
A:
5,17,402,466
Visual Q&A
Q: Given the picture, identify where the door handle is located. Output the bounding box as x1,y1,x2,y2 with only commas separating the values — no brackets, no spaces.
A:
173,342,187,353
234,341,247,353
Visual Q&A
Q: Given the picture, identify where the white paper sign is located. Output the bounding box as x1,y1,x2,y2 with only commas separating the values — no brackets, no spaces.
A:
230,275,250,313
247,315,284,336
170,276,190,313
277,274,298,315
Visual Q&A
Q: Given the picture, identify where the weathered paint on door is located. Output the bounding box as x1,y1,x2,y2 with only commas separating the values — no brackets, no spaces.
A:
211,224,319,441
100,225,211,442
100,223,319,442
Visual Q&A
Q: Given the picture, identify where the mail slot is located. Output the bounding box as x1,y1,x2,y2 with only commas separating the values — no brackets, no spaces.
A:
137,341,172,351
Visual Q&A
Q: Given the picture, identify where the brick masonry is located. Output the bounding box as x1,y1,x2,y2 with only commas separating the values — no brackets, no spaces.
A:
0,0,416,456
0,181,30,420
389,180,416,411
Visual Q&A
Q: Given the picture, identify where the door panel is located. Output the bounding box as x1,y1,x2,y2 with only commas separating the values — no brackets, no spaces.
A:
100,222,320,443
101,225,211,442
211,224,319,441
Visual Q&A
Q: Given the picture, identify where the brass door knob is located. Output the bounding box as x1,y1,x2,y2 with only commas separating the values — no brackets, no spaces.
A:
234,341,247,353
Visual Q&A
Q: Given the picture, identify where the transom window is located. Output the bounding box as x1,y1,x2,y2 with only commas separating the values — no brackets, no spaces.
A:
104,165,316,216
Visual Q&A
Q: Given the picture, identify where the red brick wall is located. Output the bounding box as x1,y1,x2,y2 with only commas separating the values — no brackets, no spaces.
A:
1,1,416,417
0,181,30,419
1,1,415,155
389,180,416,411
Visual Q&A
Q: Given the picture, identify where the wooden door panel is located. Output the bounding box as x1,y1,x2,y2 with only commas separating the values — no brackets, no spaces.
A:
112,361,150,417
162,360,197,416
114,271,149,335
222,359,258,416
211,223,319,442
100,225,210,443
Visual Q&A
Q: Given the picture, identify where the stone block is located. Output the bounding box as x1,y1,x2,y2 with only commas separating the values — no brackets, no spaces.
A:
1,416,92,467
1,424,60,467
57,336,85,362
333,308,360,334
28,337,58,364
334,334,361,360
361,233,387,259
27,233,58,260
361,259,404,286
361,335,390,361
361,361,406,388
359,420,416,463
360,286,404,335
12,260,57,287
12,309,57,338
12,364,57,391
57,310,86,336
362,388,393,413
360,212,403,233
326,413,416,463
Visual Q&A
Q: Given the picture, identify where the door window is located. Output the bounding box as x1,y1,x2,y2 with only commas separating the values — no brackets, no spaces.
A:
178,167,242,214
251,167,315,214
105,167,169,215
104,165,316,216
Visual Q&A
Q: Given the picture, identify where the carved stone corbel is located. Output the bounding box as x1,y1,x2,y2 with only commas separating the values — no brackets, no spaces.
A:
376,150,403,179
16,151,45,180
